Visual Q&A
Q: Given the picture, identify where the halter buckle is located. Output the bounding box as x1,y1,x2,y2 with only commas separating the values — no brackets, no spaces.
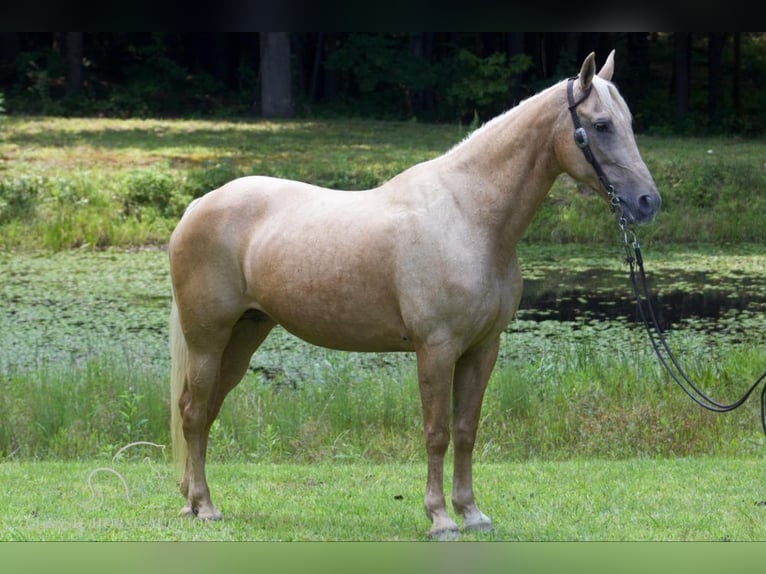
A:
573,127,589,149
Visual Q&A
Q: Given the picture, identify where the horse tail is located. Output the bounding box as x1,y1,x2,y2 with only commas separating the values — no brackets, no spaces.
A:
169,297,188,481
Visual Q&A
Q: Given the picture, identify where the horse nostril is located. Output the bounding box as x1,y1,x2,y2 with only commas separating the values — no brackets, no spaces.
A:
639,193,660,214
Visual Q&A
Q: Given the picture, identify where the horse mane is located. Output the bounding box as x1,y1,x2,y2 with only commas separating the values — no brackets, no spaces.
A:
444,75,631,158
444,82,559,156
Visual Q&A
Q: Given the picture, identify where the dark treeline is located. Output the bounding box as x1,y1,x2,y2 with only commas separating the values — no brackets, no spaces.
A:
1,32,764,134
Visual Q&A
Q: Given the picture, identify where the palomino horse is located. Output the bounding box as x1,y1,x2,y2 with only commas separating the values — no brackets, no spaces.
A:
168,51,660,538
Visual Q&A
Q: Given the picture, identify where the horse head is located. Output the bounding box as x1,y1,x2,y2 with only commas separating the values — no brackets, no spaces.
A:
556,50,661,225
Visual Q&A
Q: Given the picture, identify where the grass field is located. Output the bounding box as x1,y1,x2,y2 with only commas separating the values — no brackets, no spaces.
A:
3,457,766,541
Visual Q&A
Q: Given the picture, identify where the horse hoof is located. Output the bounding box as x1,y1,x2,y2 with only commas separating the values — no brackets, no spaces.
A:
430,528,460,541
179,504,195,518
463,514,493,533
195,510,223,522
428,526,460,541
179,504,223,521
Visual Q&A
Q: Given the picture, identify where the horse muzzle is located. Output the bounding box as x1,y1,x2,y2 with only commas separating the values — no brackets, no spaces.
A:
616,188,662,224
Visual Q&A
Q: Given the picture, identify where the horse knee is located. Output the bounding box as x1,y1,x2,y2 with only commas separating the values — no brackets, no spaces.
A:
424,426,450,455
452,419,478,451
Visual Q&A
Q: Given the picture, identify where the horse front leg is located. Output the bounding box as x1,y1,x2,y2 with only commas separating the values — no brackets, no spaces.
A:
416,344,460,539
451,337,499,532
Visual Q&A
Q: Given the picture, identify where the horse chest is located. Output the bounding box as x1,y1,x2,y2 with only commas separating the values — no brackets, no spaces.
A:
397,257,521,347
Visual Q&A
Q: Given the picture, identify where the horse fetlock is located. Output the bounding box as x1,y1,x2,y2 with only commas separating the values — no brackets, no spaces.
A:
424,496,459,539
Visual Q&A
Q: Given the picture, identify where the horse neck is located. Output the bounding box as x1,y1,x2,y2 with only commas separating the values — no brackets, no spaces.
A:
438,83,566,247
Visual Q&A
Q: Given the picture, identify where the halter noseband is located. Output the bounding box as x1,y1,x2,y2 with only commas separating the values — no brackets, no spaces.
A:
566,77,621,214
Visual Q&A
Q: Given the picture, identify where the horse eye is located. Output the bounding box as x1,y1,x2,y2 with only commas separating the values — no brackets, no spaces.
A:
594,121,610,133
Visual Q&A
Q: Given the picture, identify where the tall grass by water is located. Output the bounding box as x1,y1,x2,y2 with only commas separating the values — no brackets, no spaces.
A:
2,330,764,462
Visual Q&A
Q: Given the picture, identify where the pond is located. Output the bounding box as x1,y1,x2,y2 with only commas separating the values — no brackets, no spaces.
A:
1,244,765,381
520,266,766,335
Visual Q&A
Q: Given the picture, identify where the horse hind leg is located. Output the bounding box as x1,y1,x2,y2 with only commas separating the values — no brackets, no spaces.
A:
203,312,275,451
177,311,275,520
177,342,226,520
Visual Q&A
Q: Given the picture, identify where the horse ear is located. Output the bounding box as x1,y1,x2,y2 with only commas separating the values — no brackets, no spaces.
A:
598,50,615,81
578,52,596,91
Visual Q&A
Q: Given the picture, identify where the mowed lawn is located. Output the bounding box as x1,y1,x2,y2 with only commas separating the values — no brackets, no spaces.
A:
2,457,766,541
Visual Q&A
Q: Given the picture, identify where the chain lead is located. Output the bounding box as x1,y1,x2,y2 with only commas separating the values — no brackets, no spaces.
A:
619,215,766,436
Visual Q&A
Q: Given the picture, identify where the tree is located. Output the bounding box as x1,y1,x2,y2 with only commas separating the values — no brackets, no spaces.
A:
65,32,83,97
707,33,724,124
671,32,691,120
259,32,294,118
732,32,742,117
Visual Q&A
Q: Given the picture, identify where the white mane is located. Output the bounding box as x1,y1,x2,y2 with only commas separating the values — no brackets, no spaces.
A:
444,81,560,155
443,74,631,159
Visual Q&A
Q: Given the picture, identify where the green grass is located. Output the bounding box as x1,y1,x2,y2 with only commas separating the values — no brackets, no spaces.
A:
3,457,766,540
2,315,764,463
2,116,766,250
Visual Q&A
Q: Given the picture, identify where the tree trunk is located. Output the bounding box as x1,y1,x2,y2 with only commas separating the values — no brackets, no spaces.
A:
707,33,724,125
309,32,324,102
671,32,691,119
406,32,433,116
259,32,294,118
507,32,525,105
625,34,649,89
65,32,83,96
0,33,20,82
732,32,742,117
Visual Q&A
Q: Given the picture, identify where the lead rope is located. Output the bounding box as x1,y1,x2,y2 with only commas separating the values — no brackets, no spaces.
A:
619,221,766,435
566,74,766,435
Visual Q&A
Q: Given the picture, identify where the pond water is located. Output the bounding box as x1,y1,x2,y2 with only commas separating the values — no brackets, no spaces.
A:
520,268,766,334
1,246,764,380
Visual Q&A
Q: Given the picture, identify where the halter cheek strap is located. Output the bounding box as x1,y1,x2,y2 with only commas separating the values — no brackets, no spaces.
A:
566,77,621,213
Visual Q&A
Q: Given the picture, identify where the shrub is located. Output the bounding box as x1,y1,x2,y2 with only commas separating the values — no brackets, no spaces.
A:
122,169,179,218
0,175,46,224
181,158,243,200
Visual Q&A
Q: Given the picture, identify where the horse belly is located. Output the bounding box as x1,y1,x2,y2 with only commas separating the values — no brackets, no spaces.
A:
257,282,412,352
277,310,412,352
244,227,412,353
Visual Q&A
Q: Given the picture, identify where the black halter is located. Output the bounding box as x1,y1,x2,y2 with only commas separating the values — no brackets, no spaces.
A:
566,77,621,214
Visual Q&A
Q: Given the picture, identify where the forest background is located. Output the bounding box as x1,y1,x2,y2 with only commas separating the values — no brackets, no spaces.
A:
1,32,764,135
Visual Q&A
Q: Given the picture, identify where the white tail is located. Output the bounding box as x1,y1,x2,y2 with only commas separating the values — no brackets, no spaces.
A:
169,298,188,480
